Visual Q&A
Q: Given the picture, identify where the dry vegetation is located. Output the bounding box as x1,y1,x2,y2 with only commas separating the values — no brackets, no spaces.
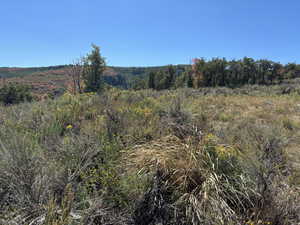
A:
0,87,299,225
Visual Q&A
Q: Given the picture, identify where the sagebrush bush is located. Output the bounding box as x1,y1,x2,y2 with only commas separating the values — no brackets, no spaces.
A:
0,88,299,225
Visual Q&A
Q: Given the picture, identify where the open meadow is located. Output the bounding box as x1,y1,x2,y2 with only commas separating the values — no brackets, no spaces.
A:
0,87,299,225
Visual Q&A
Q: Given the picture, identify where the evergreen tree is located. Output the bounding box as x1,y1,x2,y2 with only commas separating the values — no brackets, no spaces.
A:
165,65,176,89
82,44,106,93
148,71,156,89
272,62,282,83
284,63,297,79
132,77,147,90
187,72,193,88
192,58,206,88
155,71,167,90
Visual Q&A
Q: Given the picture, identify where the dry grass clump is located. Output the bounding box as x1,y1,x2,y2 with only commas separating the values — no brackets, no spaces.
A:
124,135,193,174
124,134,258,225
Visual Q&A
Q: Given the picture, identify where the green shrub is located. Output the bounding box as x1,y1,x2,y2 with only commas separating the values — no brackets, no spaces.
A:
0,83,33,105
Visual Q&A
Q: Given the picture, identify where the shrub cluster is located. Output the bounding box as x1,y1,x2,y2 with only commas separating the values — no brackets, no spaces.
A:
0,83,33,105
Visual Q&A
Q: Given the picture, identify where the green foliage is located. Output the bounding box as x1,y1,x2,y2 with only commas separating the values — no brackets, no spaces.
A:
133,57,300,90
154,70,167,90
189,57,295,88
186,71,193,88
148,71,156,89
0,83,33,105
146,65,177,90
165,65,175,88
131,77,147,90
82,44,106,93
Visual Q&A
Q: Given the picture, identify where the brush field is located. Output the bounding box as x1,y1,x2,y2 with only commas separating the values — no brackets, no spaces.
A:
0,87,299,225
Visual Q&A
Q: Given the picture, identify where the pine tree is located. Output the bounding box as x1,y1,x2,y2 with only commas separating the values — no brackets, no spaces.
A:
148,72,156,89
187,71,194,88
165,65,176,89
155,71,167,90
83,44,106,93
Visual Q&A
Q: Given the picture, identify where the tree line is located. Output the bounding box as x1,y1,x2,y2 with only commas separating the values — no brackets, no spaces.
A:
138,57,300,90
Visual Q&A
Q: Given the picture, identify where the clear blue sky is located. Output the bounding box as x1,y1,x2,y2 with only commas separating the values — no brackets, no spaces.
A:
1,0,299,67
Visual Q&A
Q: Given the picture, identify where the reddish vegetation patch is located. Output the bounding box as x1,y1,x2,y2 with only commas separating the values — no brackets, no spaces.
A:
0,67,121,99
0,69,70,98
0,67,29,72
30,68,70,77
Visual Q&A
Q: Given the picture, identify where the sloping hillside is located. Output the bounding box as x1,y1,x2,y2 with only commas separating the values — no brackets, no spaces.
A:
0,66,67,78
0,65,187,95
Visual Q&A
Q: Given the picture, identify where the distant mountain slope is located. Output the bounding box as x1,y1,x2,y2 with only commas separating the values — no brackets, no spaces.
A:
0,65,188,96
0,65,67,78
0,65,186,79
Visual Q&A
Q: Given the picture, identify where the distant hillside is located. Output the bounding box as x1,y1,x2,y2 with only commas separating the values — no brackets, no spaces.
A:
0,65,186,79
0,65,67,78
0,65,188,96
